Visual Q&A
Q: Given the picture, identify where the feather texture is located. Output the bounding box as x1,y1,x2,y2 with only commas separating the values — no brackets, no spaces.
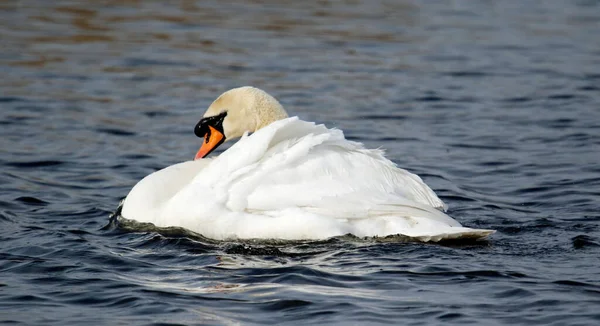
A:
122,117,494,241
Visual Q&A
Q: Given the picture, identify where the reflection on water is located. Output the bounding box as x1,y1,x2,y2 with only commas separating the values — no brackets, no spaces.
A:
1,1,599,325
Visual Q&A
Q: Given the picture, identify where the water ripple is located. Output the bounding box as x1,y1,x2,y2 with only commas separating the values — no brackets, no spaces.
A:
1,0,599,325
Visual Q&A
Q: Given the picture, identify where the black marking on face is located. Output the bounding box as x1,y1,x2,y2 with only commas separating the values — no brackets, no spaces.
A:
194,111,227,138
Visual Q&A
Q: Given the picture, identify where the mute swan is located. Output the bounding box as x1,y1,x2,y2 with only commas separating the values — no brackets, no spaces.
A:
121,86,494,242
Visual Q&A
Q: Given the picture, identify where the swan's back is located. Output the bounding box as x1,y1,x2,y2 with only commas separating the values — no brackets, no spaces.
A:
171,118,453,223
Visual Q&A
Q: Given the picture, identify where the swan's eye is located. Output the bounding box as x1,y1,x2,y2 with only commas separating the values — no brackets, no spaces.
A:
194,111,228,138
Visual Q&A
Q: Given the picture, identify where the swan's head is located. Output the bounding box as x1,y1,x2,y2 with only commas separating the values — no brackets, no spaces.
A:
193,86,288,159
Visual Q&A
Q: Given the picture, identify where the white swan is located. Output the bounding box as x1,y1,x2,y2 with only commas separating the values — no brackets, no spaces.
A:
122,86,494,242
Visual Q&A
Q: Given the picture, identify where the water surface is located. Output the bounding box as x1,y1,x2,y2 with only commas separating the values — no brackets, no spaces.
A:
1,1,600,325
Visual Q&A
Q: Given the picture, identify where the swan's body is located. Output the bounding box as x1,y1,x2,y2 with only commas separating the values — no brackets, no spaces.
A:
121,87,494,241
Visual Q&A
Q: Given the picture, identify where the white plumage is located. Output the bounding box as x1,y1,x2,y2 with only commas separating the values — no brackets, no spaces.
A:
121,87,494,241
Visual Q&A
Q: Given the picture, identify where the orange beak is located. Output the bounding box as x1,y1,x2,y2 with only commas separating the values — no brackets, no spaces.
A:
194,125,225,160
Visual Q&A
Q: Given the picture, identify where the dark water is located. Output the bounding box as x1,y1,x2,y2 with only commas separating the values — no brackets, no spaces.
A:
2,1,600,325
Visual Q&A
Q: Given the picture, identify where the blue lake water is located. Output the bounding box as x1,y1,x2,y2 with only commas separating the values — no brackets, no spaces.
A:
1,1,599,325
